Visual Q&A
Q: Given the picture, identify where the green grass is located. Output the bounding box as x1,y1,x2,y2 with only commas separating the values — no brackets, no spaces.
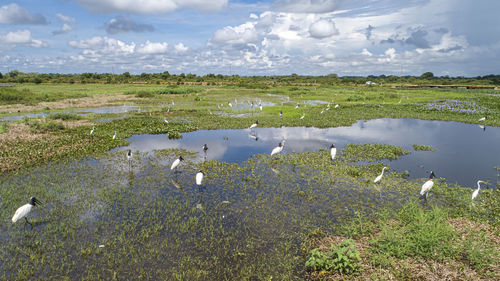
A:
48,112,82,121
413,144,436,151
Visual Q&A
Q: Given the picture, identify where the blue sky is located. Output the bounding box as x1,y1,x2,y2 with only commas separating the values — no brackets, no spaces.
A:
0,0,499,76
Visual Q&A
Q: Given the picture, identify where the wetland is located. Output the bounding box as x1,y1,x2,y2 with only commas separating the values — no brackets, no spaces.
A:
0,83,499,280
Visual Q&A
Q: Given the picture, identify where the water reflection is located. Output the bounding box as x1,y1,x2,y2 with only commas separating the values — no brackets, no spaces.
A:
113,118,500,187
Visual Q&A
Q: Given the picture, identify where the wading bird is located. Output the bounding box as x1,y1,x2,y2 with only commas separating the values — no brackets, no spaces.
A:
330,144,337,161
335,104,339,108
90,126,95,135
12,197,42,230
472,180,488,200
249,120,258,129
295,104,299,109
126,149,132,168
374,167,388,183
478,116,486,122
259,103,263,111
112,131,117,140
280,111,283,118
196,170,204,186
202,144,208,154
171,156,184,171
420,171,436,199
299,113,305,120
271,142,284,156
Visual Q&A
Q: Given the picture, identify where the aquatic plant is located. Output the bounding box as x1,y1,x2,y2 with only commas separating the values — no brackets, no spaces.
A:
412,144,436,151
422,100,486,115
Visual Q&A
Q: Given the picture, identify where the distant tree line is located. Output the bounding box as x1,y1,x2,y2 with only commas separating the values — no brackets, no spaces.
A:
0,70,499,86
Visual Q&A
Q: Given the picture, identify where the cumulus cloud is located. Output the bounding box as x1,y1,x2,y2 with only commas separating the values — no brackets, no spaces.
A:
309,19,339,39
1,30,47,48
381,27,430,48
174,43,188,53
69,36,136,55
0,3,47,24
274,0,342,13
74,0,227,14
53,13,77,35
105,16,154,34
137,41,168,54
210,23,259,47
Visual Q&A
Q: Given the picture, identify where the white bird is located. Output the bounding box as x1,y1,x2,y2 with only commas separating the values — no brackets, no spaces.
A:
374,167,388,183
320,110,324,114
330,144,337,161
420,171,436,199
12,197,42,229
90,126,95,135
259,104,263,111
112,131,117,140
478,116,486,122
335,104,339,108
229,102,232,107
295,104,299,109
271,142,284,156
299,113,305,120
249,120,258,129
280,111,283,118
164,119,169,124
170,156,184,170
196,170,204,186
472,180,487,200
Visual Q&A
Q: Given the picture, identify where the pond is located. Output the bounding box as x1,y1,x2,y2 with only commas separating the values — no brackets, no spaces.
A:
1,105,140,121
114,118,500,188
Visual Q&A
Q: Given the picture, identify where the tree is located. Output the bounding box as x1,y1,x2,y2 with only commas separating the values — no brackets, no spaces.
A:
420,72,434,79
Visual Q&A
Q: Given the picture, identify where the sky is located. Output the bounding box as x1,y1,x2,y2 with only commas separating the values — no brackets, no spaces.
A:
0,0,499,76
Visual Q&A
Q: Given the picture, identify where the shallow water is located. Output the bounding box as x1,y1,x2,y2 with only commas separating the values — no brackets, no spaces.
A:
1,105,140,121
114,118,500,188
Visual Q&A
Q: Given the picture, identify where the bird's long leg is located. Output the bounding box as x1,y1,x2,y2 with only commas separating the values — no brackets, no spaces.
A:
24,217,33,231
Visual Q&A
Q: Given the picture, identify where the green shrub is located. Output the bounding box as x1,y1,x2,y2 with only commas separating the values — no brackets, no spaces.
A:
28,120,65,133
48,113,82,121
412,144,436,151
306,239,361,275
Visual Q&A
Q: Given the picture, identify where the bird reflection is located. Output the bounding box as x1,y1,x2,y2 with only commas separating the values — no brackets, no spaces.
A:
478,124,486,131
170,178,184,190
249,132,258,141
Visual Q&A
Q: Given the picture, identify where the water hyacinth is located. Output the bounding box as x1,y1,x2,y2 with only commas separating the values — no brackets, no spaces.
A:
422,100,486,114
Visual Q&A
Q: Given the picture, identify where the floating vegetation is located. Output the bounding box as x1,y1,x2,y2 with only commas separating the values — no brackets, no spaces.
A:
412,144,436,151
341,143,410,161
422,100,487,114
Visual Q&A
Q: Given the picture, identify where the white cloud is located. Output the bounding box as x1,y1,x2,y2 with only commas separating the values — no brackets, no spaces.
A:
74,0,227,14
309,19,339,39
137,41,168,54
69,36,136,54
274,0,341,13
210,22,259,46
53,13,77,35
105,16,154,34
1,30,48,48
174,43,188,53
0,3,47,24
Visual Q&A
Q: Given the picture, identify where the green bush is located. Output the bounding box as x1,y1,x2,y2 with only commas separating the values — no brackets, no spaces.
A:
28,120,65,133
305,239,361,275
48,113,82,121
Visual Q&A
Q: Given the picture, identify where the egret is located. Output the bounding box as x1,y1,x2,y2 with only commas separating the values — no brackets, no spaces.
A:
330,144,337,161
299,113,305,120
374,167,388,183
90,126,95,135
478,116,486,122
271,142,284,156
249,120,258,129
320,110,324,114
170,156,184,171
112,131,117,140
420,171,436,199
126,149,132,168
196,170,204,186
335,104,339,108
164,119,169,124
259,103,263,111
472,180,488,200
229,102,232,107
12,197,42,230
295,104,299,109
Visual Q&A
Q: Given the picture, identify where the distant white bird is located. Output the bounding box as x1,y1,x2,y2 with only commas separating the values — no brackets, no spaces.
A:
420,171,436,199
164,119,169,124
299,113,305,120
280,111,283,118
259,104,263,111
335,104,339,108
171,156,184,171
271,142,284,156
228,102,232,107
196,171,204,186
249,120,258,129
12,197,42,230
330,144,337,161
112,131,117,140
478,116,486,122
374,167,388,183
295,104,299,109
472,180,487,200
320,110,324,114
90,126,95,135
